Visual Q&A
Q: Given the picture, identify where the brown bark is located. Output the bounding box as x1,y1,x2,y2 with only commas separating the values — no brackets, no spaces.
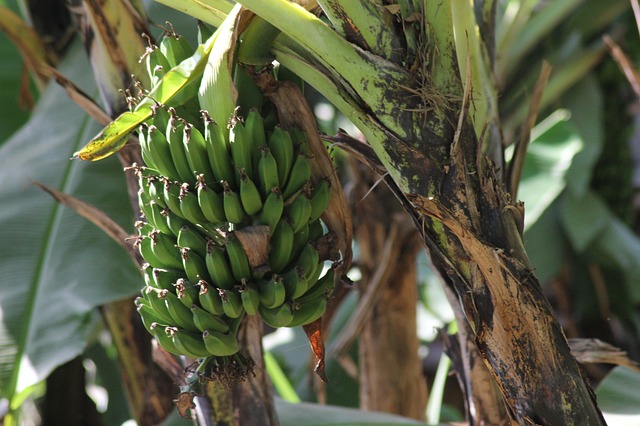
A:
350,163,428,420
200,316,279,426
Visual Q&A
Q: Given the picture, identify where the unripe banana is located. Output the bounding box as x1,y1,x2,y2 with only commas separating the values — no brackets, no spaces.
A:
177,225,208,259
150,230,183,269
268,126,294,186
296,265,336,305
295,243,321,282
163,289,200,333
218,288,245,318
308,178,331,223
226,234,252,281
144,174,167,208
168,327,211,358
288,297,327,327
183,123,216,183
257,146,279,199
229,118,253,182
282,152,311,200
166,110,196,184
197,180,226,224
159,32,192,68
244,109,267,172
152,268,185,290
259,303,294,328
203,329,240,356
148,201,175,236
285,191,312,233
239,279,260,316
144,42,171,86
150,323,183,356
180,247,211,284
146,124,181,181
136,298,167,332
203,112,236,186
256,274,286,309
222,181,247,224
291,222,310,259
142,287,175,324
205,243,236,290
174,278,199,308
239,168,263,216
268,219,294,273
179,184,209,225
259,187,284,235
137,234,166,269
163,208,189,236
198,280,225,316
163,179,185,219
191,304,230,333
282,266,308,300
137,124,157,172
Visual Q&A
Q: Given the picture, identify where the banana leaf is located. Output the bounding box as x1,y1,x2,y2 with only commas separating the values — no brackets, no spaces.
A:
0,40,138,412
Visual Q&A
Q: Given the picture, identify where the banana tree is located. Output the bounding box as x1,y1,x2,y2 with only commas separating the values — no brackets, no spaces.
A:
4,0,636,425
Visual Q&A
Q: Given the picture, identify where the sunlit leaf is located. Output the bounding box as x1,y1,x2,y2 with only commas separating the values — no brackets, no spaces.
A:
596,366,640,426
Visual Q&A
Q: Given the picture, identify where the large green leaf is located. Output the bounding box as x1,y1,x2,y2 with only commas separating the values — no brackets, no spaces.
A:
0,41,138,408
275,399,424,426
596,366,640,425
0,30,30,144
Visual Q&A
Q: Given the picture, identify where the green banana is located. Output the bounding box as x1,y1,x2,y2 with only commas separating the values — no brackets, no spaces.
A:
203,112,236,186
294,243,320,282
136,298,167,332
163,180,185,219
268,127,294,186
244,109,267,172
281,152,311,200
291,222,310,259
198,280,225,316
308,178,331,223
152,268,185,290
222,181,247,224
282,266,308,300
226,235,252,281
159,32,192,68
239,168,263,216
259,303,293,328
239,279,260,315
148,201,175,236
138,234,165,269
268,219,294,273
285,191,312,233
288,297,327,327
168,327,211,358
142,287,175,324
179,184,209,224
259,187,284,235
146,124,181,181
163,208,189,236
256,274,286,309
202,329,240,356
166,110,196,184
290,128,310,154
205,243,237,290
144,173,166,208
257,146,279,198
180,247,211,284
150,230,183,269
177,225,208,259
197,180,226,224
174,278,199,308
296,265,336,305
229,118,253,182
150,323,184,356
138,124,157,171
183,123,216,183
191,304,230,333
163,289,199,333
144,42,171,86
308,218,325,241
218,288,245,319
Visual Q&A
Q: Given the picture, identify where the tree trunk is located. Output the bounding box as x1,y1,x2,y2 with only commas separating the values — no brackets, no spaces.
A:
351,163,428,421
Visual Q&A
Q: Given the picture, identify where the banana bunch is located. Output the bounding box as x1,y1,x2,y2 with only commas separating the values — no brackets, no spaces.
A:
132,32,337,363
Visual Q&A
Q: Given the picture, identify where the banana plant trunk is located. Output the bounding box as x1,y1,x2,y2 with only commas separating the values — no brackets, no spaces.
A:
350,162,427,420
